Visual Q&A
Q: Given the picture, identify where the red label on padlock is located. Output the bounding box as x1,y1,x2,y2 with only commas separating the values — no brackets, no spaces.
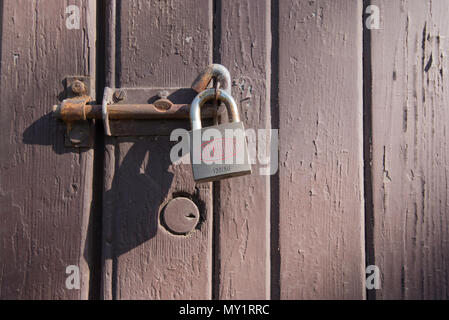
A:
201,138,237,163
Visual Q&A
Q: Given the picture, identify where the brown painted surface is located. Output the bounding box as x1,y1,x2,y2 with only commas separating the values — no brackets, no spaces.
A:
102,137,212,299
2,0,449,300
101,0,213,299
214,0,271,299
0,0,96,299
276,0,365,299
368,0,449,299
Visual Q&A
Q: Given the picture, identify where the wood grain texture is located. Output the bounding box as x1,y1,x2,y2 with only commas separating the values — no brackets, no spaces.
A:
276,0,365,299
117,0,212,88
101,0,213,299
0,0,96,299
369,0,449,299
103,138,212,299
215,0,271,299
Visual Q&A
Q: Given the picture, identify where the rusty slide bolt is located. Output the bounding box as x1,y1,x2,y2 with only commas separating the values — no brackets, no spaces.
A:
52,99,217,122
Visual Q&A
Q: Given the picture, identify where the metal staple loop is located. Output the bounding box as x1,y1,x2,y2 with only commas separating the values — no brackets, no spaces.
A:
191,64,231,96
102,87,114,136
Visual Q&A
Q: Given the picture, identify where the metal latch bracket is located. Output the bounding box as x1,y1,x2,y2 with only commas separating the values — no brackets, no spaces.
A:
53,77,217,147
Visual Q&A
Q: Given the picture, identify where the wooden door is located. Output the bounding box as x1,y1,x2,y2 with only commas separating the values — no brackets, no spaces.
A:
0,0,98,299
100,0,214,299
367,0,449,300
1,0,449,300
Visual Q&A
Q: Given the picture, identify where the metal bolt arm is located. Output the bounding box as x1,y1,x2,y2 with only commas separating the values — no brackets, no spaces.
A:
52,99,217,122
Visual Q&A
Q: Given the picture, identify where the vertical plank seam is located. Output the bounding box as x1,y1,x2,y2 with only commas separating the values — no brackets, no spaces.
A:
208,0,215,300
211,0,221,300
265,0,272,300
115,0,121,88
362,0,376,301
269,0,280,300
87,0,108,300
102,0,116,300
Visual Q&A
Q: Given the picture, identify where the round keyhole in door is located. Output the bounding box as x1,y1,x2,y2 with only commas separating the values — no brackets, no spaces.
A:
161,197,200,235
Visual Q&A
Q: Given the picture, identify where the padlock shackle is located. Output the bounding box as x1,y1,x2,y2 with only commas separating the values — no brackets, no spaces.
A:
190,88,240,130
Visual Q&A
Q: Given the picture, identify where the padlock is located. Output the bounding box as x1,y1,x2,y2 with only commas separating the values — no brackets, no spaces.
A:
189,88,251,183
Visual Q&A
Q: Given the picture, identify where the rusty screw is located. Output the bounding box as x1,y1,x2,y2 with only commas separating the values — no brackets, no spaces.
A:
71,80,86,95
158,90,169,99
113,90,126,102
154,90,173,111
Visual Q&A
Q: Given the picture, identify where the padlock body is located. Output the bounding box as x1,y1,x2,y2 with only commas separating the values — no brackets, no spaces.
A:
189,121,252,183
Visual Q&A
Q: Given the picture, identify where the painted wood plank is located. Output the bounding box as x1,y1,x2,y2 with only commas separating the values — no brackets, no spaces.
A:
276,0,365,299
101,0,213,299
117,0,212,88
0,0,96,299
215,0,271,299
369,0,449,299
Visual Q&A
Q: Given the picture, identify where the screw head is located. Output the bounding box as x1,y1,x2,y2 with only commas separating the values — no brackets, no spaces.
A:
154,98,173,111
158,90,169,99
71,80,86,95
113,90,126,102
